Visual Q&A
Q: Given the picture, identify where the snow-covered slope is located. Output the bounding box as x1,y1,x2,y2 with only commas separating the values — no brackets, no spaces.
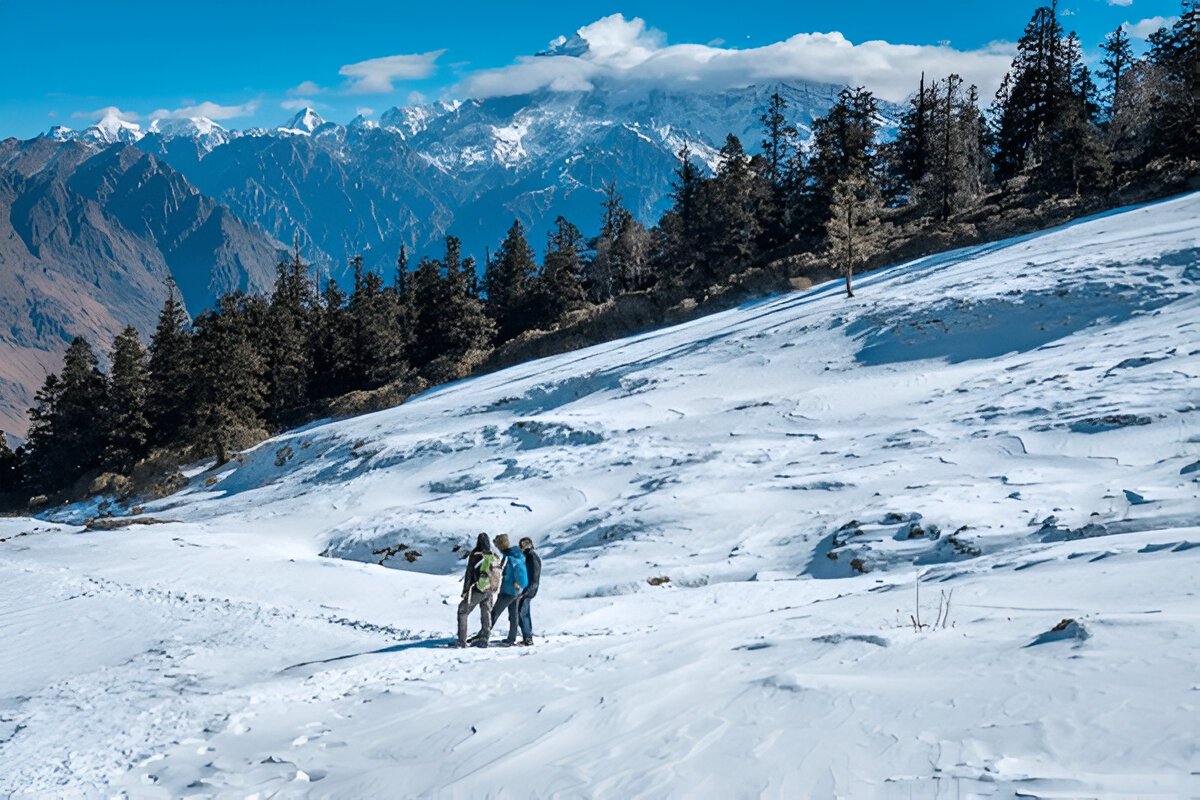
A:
2,195,1199,797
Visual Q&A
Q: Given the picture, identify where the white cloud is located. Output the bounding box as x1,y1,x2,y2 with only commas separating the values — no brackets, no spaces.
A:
280,98,327,112
149,100,260,120
338,50,445,94
288,80,323,96
1108,0,1133,7
355,106,375,117
72,106,139,122
454,14,1017,104
1124,15,1177,39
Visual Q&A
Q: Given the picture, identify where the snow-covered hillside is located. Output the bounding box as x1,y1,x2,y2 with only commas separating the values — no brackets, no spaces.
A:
2,195,1198,798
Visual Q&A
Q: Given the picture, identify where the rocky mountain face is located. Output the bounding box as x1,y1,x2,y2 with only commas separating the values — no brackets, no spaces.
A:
0,137,283,436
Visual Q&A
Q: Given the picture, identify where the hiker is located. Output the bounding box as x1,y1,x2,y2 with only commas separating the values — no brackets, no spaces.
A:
489,534,529,645
455,533,501,648
516,537,541,646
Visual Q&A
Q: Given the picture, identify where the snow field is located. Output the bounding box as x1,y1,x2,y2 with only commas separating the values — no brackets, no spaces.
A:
1,194,1198,798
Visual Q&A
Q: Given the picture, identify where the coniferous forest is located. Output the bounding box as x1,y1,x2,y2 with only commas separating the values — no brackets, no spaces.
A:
2,3,1195,507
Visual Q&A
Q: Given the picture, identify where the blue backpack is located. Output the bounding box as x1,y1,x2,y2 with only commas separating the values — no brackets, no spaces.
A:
503,547,529,592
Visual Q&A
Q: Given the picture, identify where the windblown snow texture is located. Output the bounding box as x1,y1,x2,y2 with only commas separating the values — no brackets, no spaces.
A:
1,195,1198,797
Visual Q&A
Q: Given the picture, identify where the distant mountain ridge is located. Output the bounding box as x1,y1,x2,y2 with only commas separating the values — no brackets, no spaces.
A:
0,137,284,435
52,81,899,281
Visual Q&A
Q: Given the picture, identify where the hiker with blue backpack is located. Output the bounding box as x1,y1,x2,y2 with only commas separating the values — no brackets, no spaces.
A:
454,533,503,648
489,533,530,646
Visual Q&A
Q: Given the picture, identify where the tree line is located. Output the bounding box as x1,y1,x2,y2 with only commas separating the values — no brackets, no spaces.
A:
1,2,1194,503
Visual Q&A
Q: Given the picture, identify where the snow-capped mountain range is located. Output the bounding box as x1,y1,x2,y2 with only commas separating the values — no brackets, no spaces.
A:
49,81,899,278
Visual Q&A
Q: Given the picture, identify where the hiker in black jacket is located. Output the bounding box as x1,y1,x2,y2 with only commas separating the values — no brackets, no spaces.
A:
455,534,498,648
516,537,542,646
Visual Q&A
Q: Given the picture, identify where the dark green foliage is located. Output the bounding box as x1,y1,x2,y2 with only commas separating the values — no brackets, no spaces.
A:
188,293,268,465
535,216,588,327
146,279,192,446
347,255,407,391
1099,26,1134,123
0,434,20,497
310,277,352,399
485,221,539,342
805,87,882,230
1145,6,1199,163
411,238,494,370
705,134,770,282
264,250,315,422
103,326,151,473
23,337,108,491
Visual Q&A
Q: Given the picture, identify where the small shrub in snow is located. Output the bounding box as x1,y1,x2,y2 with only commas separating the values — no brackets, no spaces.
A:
647,575,671,586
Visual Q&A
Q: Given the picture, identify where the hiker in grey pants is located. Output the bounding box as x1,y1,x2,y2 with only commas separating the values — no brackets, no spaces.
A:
455,534,496,648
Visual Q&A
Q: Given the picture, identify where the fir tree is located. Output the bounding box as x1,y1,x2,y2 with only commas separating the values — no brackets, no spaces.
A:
146,278,192,447
188,293,268,465
536,216,588,327
706,134,768,280
347,255,406,390
888,72,933,202
586,182,628,302
24,337,108,491
990,2,1083,186
1099,26,1134,123
807,87,882,226
103,326,151,473
1145,5,1199,163
0,433,20,498
760,91,800,187
264,248,315,423
310,272,352,400
484,221,538,342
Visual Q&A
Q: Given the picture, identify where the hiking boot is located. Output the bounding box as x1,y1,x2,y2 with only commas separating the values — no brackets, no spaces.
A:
500,639,516,647
471,640,489,648
449,641,467,648
519,639,534,646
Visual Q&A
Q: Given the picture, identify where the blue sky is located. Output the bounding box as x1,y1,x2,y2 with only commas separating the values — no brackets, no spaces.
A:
0,0,1182,138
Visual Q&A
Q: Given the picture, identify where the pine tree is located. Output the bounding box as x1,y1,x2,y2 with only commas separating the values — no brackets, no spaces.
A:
264,248,315,423
760,91,800,187
23,337,109,491
347,255,406,390
990,3,1071,183
103,326,151,473
1099,25,1134,123
1145,5,1199,164
916,75,989,219
484,220,538,342
586,182,628,302
188,293,268,465
438,239,494,363
536,216,588,327
663,144,710,281
807,87,882,224
825,177,882,299
705,134,767,280
146,278,191,447
888,72,933,202
310,274,352,399
0,433,20,498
